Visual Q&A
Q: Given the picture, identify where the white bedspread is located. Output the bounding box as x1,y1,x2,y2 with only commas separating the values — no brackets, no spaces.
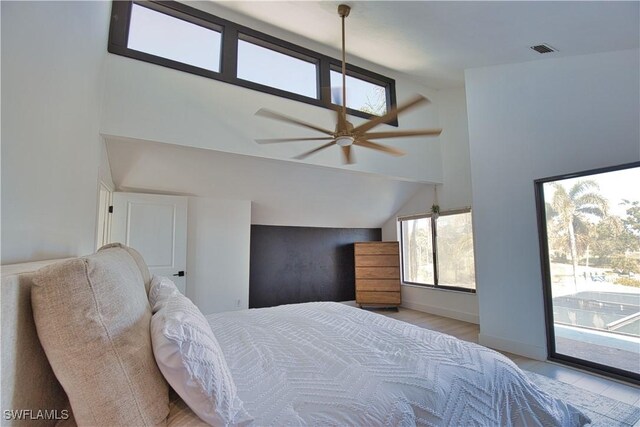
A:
206,302,589,427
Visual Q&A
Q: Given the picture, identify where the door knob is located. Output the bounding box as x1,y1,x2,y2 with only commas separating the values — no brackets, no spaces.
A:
173,271,185,277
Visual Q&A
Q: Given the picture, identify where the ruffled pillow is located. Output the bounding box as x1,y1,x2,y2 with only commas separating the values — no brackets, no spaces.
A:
149,275,179,313
151,291,252,426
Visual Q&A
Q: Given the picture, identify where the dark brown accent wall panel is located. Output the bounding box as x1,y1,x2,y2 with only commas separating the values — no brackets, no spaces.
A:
249,225,381,308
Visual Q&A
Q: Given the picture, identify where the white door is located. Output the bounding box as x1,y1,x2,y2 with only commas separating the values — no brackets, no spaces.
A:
111,192,188,294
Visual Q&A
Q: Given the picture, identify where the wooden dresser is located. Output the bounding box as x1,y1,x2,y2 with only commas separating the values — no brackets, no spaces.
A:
354,242,401,307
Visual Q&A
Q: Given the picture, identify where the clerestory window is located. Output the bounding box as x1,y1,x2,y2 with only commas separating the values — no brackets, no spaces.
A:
108,1,398,124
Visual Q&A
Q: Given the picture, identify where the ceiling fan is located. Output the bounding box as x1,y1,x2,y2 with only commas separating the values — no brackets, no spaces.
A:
254,4,442,164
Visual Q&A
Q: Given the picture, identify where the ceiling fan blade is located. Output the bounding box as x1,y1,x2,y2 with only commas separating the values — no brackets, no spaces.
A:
256,137,335,144
341,145,353,164
293,141,336,160
256,108,335,136
363,129,442,139
352,95,430,134
354,139,406,157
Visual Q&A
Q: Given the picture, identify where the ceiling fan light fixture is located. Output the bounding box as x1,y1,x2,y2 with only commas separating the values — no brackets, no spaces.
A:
336,135,354,147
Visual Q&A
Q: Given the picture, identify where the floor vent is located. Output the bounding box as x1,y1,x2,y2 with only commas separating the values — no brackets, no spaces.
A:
531,44,557,54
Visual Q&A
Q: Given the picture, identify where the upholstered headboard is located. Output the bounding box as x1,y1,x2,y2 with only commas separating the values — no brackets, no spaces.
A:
1,260,70,427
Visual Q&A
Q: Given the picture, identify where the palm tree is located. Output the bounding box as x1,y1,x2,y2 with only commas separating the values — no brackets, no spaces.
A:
546,180,608,288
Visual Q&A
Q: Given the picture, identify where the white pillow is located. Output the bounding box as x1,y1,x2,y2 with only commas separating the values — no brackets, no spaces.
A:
149,275,179,313
150,292,252,426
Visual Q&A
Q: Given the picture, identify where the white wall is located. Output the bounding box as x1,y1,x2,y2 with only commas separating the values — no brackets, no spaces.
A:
99,3,443,184
1,1,110,264
381,86,478,323
465,49,640,359
186,197,251,315
98,139,115,191
382,87,473,235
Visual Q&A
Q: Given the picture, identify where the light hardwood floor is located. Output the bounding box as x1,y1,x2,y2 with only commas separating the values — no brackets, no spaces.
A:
372,307,640,407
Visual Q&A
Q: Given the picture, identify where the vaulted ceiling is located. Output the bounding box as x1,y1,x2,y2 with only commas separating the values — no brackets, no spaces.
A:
209,1,640,88
103,1,638,228
105,137,426,228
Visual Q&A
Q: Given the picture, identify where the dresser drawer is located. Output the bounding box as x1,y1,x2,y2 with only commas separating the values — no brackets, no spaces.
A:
356,291,401,305
356,279,400,292
355,267,400,279
354,242,399,256
354,255,399,267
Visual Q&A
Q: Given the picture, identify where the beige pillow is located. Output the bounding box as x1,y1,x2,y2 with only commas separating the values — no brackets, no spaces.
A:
32,246,169,426
99,242,152,294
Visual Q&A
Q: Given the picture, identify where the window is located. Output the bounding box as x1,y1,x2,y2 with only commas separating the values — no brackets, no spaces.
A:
108,1,397,123
400,209,476,292
237,36,318,99
330,70,388,116
128,3,222,72
401,217,434,284
535,162,640,382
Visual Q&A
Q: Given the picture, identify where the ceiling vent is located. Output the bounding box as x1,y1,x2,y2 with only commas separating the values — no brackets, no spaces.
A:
530,44,557,54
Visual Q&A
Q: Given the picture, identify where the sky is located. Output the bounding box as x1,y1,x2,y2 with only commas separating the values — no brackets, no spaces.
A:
543,166,640,218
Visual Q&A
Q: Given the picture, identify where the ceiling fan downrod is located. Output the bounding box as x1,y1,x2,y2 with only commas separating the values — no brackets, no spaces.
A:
338,4,350,119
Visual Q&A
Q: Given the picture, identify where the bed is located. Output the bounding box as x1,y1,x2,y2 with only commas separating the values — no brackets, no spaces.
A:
1,246,590,427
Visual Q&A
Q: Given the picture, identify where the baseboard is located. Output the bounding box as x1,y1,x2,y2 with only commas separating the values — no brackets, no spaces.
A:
478,333,547,361
401,300,480,324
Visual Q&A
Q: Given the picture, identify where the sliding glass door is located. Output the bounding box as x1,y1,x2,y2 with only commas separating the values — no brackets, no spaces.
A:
535,162,640,382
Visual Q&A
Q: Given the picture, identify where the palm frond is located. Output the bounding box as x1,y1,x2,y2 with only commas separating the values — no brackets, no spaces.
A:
568,180,600,199
575,193,609,217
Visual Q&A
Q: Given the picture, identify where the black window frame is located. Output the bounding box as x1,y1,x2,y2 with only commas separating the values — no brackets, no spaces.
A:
534,161,640,384
108,0,398,125
399,208,477,294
